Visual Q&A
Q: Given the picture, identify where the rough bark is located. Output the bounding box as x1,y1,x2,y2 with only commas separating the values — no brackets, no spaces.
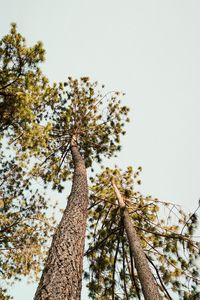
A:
112,180,162,300
34,142,88,300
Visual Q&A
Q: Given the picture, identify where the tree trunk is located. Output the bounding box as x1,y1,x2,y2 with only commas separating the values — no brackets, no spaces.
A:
34,142,88,300
112,180,162,300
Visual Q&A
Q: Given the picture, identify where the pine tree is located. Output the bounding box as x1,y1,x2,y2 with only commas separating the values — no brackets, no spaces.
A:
0,155,55,299
86,167,200,299
0,23,58,140
33,77,130,300
0,25,58,299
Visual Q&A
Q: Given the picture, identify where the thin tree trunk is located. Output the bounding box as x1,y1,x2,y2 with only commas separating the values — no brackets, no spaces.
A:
112,180,162,300
34,141,88,300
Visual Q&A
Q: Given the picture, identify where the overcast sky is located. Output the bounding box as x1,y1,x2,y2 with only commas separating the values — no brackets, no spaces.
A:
1,1,200,299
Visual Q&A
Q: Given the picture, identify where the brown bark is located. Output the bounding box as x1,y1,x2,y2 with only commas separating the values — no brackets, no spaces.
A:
34,142,88,300
112,180,162,300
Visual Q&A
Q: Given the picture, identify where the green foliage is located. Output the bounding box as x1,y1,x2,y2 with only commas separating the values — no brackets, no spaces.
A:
0,152,55,298
29,77,129,190
86,167,200,299
0,25,58,299
0,23,59,140
0,25,130,298
0,287,10,300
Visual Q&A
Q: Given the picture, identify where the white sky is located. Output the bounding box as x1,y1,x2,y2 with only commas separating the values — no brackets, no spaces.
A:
1,0,200,299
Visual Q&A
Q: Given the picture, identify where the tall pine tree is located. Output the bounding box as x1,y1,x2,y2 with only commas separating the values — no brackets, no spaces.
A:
86,167,200,299
32,77,130,299
0,25,58,299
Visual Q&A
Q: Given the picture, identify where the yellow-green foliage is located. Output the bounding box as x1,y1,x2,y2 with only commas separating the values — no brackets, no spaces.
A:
0,23,59,140
86,167,200,299
0,154,55,299
0,25,58,299
28,77,129,191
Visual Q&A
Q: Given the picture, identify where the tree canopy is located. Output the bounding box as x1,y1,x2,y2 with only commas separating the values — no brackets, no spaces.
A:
86,167,200,299
0,25,57,299
0,157,55,299
0,23,59,139
0,24,199,300
19,77,130,192
33,77,130,300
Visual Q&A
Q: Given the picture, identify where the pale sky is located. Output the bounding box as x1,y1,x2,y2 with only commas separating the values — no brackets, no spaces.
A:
1,1,200,299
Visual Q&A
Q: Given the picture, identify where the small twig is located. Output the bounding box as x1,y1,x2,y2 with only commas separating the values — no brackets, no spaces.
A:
85,227,121,256
181,202,200,235
146,255,172,299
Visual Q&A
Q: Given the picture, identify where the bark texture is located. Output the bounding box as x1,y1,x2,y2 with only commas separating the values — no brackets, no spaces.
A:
112,181,162,300
34,143,88,300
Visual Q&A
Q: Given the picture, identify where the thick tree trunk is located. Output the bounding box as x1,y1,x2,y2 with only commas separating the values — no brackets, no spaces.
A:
34,142,88,300
112,181,162,300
